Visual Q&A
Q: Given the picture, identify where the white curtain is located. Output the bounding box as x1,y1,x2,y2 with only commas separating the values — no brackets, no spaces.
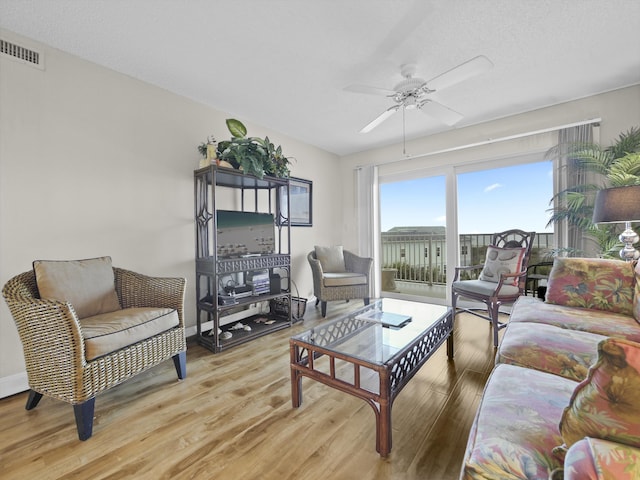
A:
355,165,380,297
554,123,597,255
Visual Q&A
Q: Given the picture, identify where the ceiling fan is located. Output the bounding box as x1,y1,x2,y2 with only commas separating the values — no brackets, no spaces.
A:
345,55,493,133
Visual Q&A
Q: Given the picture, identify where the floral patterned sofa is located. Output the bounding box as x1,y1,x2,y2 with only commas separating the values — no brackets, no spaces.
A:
459,257,640,479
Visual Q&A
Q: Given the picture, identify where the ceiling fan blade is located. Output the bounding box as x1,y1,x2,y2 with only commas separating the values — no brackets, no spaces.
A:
418,100,464,126
344,84,397,97
426,55,493,92
360,105,400,133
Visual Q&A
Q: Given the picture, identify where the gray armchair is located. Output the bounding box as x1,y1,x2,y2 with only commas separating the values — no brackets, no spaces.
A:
308,246,372,317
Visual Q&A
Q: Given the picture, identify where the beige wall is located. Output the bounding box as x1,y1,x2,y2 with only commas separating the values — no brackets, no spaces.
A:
2,27,639,397
0,29,341,396
339,84,640,256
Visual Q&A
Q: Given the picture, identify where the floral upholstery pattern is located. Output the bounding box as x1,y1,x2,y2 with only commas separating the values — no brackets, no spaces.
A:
545,257,635,316
496,322,606,381
634,261,640,323
563,437,640,480
461,364,577,479
560,338,640,449
510,296,640,343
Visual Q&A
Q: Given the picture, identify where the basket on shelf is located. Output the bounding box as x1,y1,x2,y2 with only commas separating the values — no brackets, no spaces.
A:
270,280,307,322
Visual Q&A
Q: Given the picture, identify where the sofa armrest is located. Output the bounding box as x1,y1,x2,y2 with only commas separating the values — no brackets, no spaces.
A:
562,437,640,479
114,268,186,327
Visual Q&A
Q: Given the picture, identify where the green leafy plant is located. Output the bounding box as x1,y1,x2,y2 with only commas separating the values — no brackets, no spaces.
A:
216,119,291,178
547,126,640,257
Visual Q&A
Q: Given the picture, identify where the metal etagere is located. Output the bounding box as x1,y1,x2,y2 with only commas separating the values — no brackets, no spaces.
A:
194,165,292,353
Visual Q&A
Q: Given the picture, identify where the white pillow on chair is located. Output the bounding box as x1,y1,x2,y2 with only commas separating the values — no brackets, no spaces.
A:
314,245,346,273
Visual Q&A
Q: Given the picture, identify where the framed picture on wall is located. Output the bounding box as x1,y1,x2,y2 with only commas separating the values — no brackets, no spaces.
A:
280,177,312,226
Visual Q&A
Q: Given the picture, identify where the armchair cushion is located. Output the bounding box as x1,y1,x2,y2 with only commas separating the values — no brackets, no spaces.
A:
451,279,520,297
559,337,640,450
80,307,179,361
322,272,368,287
478,245,525,285
33,256,121,319
545,257,635,317
314,245,346,273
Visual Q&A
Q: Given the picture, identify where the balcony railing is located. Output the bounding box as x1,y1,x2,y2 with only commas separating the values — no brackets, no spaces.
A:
381,231,554,297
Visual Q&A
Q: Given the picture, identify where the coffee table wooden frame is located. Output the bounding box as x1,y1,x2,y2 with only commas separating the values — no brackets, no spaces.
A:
290,302,454,457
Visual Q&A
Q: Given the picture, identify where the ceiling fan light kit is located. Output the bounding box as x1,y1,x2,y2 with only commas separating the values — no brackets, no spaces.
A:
346,55,494,134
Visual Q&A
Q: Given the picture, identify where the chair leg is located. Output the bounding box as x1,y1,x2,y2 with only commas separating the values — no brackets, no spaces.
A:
25,390,43,410
451,290,457,317
489,302,501,348
173,351,187,380
321,301,327,317
74,398,95,441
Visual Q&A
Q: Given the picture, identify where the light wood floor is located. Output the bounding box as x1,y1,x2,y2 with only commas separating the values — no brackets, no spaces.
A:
0,302,503,480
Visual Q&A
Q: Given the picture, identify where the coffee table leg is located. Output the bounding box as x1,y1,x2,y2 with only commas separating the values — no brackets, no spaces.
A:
378,399,391,457
291,368,302,407
290,344,303,407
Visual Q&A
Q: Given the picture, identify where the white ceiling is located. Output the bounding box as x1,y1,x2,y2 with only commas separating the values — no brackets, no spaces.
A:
1,0,639,156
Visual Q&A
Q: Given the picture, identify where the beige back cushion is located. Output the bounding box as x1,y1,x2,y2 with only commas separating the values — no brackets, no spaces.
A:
33,256,121,319
314,245,346,272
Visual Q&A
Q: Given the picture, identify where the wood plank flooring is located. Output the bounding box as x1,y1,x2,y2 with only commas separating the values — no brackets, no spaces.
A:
0,302,503,480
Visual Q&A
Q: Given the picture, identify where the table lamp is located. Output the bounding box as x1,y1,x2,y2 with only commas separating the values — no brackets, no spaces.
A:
592,185,640,261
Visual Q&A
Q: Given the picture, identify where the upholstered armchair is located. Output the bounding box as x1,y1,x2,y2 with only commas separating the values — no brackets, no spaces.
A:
2,256,186,440
451,230,535,347
308,246,372,317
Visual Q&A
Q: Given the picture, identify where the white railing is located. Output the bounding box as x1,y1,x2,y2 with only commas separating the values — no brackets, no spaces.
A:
381,231,554,290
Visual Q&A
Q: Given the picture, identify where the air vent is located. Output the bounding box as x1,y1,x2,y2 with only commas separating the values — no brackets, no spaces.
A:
0,38,44,69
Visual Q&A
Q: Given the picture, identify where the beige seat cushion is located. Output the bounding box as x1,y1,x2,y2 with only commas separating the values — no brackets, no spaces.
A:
322,272,368,287
33,256,121,319
314,245,346,272
80,307,179,361
452,279,520,297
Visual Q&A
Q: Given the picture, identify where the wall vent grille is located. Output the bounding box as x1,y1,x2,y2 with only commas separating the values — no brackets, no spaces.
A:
0,39,44,69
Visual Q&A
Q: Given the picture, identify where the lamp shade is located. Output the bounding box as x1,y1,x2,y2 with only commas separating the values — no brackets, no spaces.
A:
592,185,640,224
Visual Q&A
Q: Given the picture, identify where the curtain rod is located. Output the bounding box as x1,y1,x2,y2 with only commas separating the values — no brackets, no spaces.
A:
358,117,602,168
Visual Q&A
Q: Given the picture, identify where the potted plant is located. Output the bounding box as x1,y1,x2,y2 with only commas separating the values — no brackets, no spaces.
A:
216,119,291,178
197,135,217,168
547,126,640,257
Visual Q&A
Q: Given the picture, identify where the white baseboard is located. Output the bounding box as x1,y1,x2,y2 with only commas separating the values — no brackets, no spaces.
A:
0,371,28,399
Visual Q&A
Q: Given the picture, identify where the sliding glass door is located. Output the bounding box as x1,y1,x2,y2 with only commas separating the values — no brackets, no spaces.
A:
379,174,448,301
378,155,553,304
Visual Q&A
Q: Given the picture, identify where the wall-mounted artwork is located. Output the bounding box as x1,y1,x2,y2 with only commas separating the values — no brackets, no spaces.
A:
280,177,312,226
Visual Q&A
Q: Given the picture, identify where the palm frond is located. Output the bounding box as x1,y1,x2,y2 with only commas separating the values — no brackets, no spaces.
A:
605,126,640,158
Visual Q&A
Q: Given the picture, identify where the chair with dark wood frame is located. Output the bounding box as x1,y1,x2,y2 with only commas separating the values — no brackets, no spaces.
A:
451,229,536,347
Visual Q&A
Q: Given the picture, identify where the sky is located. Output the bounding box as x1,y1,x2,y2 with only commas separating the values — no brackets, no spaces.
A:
380,160,554,234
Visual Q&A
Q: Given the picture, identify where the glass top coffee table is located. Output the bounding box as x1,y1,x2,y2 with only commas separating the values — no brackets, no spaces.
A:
289,298,453,457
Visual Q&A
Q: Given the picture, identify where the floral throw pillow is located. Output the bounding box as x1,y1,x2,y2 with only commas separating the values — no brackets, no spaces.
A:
633,261,640,323
559,337,640,449
478,245,525,286
545,257,635,317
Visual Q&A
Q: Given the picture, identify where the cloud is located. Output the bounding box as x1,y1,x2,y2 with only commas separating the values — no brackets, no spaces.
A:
484,183,503,192
435,215,446,223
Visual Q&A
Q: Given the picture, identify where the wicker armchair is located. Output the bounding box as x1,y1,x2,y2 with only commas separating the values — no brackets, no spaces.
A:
451,229,535,347
2,265,187,440
308,247,372,317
